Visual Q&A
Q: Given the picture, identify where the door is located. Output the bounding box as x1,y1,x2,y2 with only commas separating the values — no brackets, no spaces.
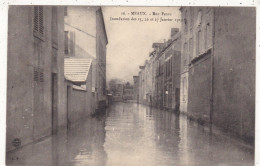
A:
52,73,58,134
66,86,70,130
175,88,180,112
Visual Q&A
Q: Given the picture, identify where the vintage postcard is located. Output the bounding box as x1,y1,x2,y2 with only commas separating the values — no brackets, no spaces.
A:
1,1,258,166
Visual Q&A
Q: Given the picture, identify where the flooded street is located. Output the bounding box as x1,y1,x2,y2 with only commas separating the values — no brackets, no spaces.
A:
7,102,254,166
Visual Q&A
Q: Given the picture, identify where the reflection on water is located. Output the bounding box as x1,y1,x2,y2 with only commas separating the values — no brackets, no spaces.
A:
6,102,254,166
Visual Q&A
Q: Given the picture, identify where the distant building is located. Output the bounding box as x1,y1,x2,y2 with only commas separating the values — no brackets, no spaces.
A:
123,83,134,100
151,42,164,107
7,6,66,151
180,7,255,142
138,65,146,104
163,30,181,112
133,76,139,101
154,42,168,109
64,6,108,110
112,84,124,101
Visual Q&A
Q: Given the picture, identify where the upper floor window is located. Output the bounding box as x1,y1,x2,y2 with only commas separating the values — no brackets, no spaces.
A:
189,38,193,60
33,6,44,39
206,22,212,48
190,8,194,29
64,6,68,16
204,25,208,50
197,10,202,27
184,10,188,32
183,42,188,65
196,30,203,55
64,31,75,55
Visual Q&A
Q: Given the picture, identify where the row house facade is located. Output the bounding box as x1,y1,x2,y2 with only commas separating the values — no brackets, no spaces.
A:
152,29,181,111
135,28,181,111
163,30,181,112
7,6,66,151
64,6,108,110
138,65,146,104
180,7,255,143
138,59,153,105
151,42,164,107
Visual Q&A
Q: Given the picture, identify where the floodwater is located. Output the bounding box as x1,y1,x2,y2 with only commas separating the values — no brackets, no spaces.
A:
6,102,254,166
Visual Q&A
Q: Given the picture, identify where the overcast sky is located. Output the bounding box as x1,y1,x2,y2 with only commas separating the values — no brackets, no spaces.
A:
102,7,181,83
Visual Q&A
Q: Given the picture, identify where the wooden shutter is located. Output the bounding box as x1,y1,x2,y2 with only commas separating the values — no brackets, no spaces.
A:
38,6,44,35
64,31,69,54
39,68,44,82
33,6,44,38
34,67,38,81
33,7,39,32
69,31,75,56
33,67,44,82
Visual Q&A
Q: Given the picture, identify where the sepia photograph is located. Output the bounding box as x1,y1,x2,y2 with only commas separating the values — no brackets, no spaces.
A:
4,4,257,166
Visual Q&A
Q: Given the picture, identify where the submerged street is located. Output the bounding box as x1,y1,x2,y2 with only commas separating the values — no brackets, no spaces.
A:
7,102,254,166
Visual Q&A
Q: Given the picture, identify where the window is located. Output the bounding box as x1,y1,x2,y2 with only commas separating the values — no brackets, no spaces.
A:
197,10,202,27
69,31,75,55
33,6,44,39
189,38,193,60
64,31,69,54
184,10,188,32
206,22,212,48
103,78,106,95
204,25,207,50
183,42,187,65
182,77,186,101
190,8,194,29
64,6,68,16
197,30,201,55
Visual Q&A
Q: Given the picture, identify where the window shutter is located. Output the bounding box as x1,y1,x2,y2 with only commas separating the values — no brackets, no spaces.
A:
64,31,69,54
64,7,68,16
34,67,38,81
33,7,39,32
38,6,44,35
33,67,44,82
33,6,44,39
39,68,44,82
69,31,75,56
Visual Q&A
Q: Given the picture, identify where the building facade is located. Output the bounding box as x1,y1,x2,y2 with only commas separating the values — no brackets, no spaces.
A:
138,66,145,104
112,84,124,101
7,6,66,151
180,7,255,142
123,83,134,100
64,58,94,124
64,6,108,110
163,30,181,112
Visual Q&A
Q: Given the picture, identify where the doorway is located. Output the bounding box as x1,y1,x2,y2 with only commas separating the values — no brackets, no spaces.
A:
66,85,70,130
175,88,180,112
52,73,58,134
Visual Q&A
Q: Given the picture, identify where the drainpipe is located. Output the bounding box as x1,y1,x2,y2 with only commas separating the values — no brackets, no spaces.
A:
209,9,215,132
